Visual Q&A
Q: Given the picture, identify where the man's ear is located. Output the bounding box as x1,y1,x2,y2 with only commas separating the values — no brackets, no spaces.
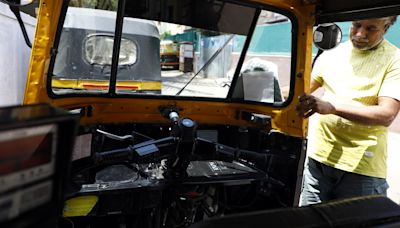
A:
384,24,390,33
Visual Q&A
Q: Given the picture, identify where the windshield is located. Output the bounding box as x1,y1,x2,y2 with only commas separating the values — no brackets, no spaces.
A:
50,0,293,103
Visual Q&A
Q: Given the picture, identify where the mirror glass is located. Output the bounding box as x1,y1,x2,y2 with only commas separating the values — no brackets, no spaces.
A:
313,23,342,50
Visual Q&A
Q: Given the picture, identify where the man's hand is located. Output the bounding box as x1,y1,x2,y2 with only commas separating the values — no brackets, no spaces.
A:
296,94,336,118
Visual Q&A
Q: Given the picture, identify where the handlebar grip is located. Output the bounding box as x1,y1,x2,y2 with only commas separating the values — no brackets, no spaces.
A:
94,137,175,164
237,150,268,163
94,146,134,163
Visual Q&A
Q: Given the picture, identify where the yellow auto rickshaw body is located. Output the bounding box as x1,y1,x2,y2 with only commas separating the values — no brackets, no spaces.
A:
23,0,316,138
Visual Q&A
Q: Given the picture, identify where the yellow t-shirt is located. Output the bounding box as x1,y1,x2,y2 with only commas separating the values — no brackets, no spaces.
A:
308,40,400,178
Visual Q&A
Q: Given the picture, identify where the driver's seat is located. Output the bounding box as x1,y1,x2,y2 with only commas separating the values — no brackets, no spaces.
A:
233,70,283,103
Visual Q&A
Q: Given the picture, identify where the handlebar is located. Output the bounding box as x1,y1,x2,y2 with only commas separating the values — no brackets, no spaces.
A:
94,136,176,164
95,136,269,170
94,111,269,180
94,146,134,163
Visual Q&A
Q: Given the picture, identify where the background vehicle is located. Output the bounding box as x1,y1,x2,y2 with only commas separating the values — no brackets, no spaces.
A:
160,40,179,70
52,7,162,94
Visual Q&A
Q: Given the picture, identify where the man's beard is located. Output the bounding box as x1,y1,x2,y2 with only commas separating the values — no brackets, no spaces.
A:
351,37,383,50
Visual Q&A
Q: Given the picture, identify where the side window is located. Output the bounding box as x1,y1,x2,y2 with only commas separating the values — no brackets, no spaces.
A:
234,10,292,103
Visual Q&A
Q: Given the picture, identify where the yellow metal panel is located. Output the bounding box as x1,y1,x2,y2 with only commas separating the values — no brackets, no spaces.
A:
24,0,63,104
250,0,315,137
52,79,162,91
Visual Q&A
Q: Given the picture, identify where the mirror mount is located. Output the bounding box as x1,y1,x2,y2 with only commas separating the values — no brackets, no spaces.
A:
9,4,32,48
0,0,34,48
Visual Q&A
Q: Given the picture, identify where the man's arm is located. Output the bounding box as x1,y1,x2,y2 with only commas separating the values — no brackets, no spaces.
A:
296,95,400,127
332,97,400,126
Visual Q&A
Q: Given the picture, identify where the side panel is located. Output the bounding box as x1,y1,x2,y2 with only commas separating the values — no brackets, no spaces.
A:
24,0,64,104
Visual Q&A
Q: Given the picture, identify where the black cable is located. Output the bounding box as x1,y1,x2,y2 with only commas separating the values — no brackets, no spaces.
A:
312,49,323,68
9,5,32,48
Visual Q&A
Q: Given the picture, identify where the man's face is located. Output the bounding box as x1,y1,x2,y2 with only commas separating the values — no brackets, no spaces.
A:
350,18,388,50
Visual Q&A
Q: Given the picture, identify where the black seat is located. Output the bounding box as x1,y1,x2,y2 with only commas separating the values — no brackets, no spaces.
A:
233,71,283,102
190,195,400,228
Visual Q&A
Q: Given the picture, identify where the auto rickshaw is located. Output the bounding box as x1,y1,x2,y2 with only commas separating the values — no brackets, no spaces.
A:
51,7,162,94
1,0,400,228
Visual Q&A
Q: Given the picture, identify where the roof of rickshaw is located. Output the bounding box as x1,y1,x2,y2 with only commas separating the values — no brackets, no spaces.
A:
312,0,400,23
62,7,160,38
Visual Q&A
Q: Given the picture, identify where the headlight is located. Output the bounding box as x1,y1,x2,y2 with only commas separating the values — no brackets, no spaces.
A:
84,35,137,66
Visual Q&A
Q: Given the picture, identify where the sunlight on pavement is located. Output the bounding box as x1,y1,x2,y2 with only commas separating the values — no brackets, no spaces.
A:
161,70,183,77
387,132,400,204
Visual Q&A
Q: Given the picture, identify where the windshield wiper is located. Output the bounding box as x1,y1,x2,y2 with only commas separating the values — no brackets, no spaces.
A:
175,34,235,95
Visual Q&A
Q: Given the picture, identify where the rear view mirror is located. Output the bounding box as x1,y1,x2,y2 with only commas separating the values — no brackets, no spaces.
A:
313,23,342,50
0,0,34,6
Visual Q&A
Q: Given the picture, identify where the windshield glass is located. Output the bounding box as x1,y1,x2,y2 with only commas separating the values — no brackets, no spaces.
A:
50,0,293,103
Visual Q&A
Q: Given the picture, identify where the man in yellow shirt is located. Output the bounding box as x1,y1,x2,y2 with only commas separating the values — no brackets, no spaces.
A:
297,16,400,206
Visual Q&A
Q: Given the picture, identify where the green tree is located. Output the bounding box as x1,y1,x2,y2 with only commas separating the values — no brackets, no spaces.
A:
160,31,172,40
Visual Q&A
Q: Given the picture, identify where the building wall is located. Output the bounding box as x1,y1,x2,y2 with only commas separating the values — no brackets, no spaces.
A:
0,3,36,107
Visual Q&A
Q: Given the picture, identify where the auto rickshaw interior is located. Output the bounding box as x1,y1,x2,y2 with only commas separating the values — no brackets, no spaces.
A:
13,1,305,227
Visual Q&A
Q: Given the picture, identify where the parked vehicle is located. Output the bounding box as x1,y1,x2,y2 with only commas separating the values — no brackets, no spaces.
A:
1,0,400,228
160,40,179,70
52,7,162,94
